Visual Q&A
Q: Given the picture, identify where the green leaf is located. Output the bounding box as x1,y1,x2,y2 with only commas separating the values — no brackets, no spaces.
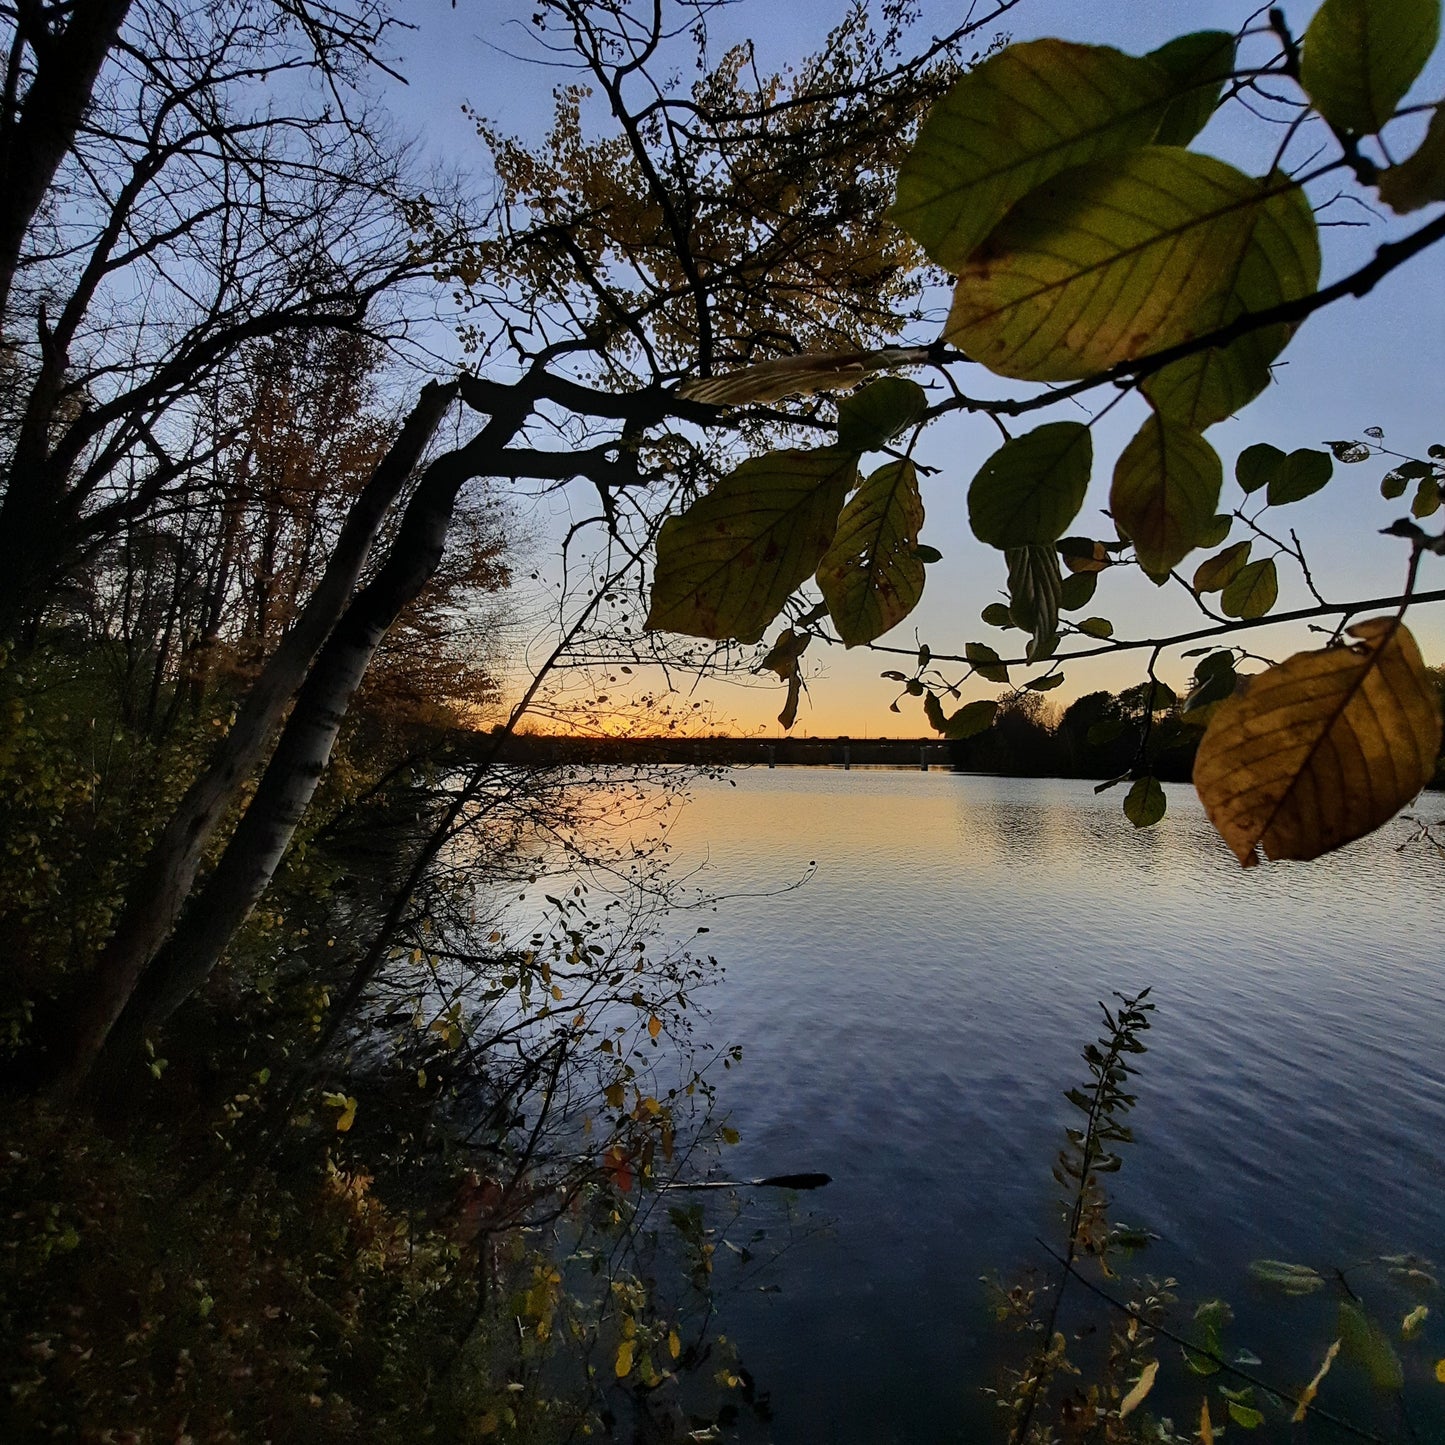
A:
913,543,944,564
1248,1259,1327,1294
1300,0,1440,136
946,151,1291,383
1006,544,1063,659
1124,776,1167,827
1112,414,1223,574
1027,672,1065,691
1413,476,1442,517
966,641,1010,684
836,378,929,453
925,694,998,739
1059,570,1098,611
1227,1401,1266,1429
1221,557,1279,619
968,422,1093,548
1185,652,1239,712
1267,448,1334,506
1142,178,1320,430
981,601,1015,628
1193,540,1252,593
1059,536,1114,573
816,460,926,646
1340,1301,1406,1391
889,40,1173,268
1148,31,1236,145
1197,513,1234,548
1379,103,1445,211
1078,616,1114,638
1236,442,1284,494
647,448,856,643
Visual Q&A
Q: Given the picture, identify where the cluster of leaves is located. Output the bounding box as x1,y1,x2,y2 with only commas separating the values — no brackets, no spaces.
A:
644,0,1445,866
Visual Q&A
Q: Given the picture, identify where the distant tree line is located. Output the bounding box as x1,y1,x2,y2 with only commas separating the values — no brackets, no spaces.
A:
950,669,1445,788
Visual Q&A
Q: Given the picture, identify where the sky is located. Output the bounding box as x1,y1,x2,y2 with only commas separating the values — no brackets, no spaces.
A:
380,1,1445,738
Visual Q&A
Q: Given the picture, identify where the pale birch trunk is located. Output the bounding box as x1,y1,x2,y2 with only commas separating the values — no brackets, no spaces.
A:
50,381,458,1097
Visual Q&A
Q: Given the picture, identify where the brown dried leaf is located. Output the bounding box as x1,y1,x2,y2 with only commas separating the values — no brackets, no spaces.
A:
1193,618,1442,866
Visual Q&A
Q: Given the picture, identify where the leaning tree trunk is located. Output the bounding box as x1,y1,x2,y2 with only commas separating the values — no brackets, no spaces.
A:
49,381,458,1099
85,400,529,1085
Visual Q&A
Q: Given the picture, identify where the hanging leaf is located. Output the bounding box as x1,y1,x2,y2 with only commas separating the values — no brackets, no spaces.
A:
836,377,929,452
947,152,1292,383
647,448,856,643
1220,557,1278,619
1379,103,1445,211
1248,1259,1327,1294
981,601,1015,628
968,422,1094,548
1339,1301,1405,1391
1193,540,1252,593
1300,0,1440,136
1059,571,1098,611
1078,616,1114,638
1119,1359,1159,1418
1227,1400,1266,1429
966,641,1010,684
889,40,1173,268
1112,414,1223,575
1148,31,1236,145
1293,1339,1343,1421
816,460,926,646
1143,178,1320,430
1124,776,1167,828
1197,513,1234,548
615,1339,635,1378
1267,448,1334,505
1236,442,1284,494
1403,1305,1430,1339
1200,1398,1215,1445
925,694,998,738
760,628,810,730
1028,673,1065,691
1194,619,1443,866
1006,544,1063,659
678,351,871,405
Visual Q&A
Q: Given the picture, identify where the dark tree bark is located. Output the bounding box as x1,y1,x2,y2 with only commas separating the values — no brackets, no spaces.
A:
49,380,458,1097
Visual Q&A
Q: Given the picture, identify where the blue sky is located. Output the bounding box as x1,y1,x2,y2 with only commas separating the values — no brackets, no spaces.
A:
383,1,1445,736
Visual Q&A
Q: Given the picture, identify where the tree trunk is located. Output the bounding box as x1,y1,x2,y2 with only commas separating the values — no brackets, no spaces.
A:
94,402,527,1074
49,381,458,1099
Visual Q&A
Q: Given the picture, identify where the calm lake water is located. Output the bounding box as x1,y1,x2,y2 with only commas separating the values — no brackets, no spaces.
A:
638,770,1445,1442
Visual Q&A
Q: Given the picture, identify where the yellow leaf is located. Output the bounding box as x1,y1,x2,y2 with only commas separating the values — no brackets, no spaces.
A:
648,1016,662,1039
477,1409,499,1435
551,985,563,1001
1293,1338,1341,1421
721,1126,740,1145
1199,1396,1214,1445
669,1329,682,1360
335,1097,357,1133
615,1339,634,1378
1194,619,1442,866
1404,1305,1430,1340
1119,1359,1158,1419
1436,1358,1445,1384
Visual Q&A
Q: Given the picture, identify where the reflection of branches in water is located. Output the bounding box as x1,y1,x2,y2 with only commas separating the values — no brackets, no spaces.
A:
1397,811,1445,860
